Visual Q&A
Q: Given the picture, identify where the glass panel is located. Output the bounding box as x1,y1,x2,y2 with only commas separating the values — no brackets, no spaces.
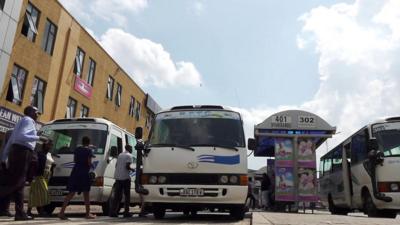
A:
44,128,107,155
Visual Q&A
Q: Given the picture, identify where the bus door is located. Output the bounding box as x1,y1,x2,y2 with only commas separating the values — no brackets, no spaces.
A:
104,128,124,188
331,146,346,205
342,142,353,208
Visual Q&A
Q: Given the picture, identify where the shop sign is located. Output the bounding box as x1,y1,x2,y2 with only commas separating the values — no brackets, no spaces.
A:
74,76,92,99
0,106,43,132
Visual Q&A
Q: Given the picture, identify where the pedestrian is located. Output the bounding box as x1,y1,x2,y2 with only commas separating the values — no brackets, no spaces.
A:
246,177,256,210
109,145,134,218
58,136,96,220
0,106,47,221
261,173,271,210
134,128,148,217
27,140,55,217
0,129,13,217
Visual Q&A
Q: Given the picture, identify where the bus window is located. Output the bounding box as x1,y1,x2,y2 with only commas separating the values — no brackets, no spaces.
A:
332,146,343,172
319,159,324,176
351,129,367,164
125,134,137,163
110,134,123,155
323,154,332,174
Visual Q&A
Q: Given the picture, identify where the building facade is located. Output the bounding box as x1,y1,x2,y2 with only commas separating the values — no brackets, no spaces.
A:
0,0,160,144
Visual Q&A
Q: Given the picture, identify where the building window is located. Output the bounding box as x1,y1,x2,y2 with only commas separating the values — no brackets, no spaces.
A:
0,0,5,11
80,105,89,118
115,83,122,107
129,96,135,117
87,58,96,86
21,2,40,42
30,77,46,113
6,65,27,105
135,101,141,121
73,47,85,77
41,19,57,55
106,76,114,100
65,97,77,118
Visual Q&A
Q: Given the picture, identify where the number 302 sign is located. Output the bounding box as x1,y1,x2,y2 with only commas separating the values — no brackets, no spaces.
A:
298,116,316,127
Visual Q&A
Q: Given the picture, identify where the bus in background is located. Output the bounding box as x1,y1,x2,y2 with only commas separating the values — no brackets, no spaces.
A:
35,118,140,215
319,117,400,218
141,105,248,220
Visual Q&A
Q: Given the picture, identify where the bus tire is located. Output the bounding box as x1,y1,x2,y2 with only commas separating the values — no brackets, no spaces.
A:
328,195,348,215
230,206,246,220
153,206,165,219
363,191,379,217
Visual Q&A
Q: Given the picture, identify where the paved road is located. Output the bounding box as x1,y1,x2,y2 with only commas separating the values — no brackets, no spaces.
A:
1,209,399,225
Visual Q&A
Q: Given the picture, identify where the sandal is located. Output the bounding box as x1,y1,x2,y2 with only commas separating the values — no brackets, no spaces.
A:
85,213,96,219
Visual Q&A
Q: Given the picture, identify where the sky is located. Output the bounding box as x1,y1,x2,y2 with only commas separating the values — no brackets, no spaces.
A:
59,0,400,170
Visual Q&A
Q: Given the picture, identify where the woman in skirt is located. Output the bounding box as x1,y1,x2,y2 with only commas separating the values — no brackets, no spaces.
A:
58,136,96,220
27,140,54,217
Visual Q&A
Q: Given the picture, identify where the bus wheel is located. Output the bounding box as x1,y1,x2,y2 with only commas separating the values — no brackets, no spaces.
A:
328,196,348,215
153,206,166,219
363,191,379,217
230,206,245,220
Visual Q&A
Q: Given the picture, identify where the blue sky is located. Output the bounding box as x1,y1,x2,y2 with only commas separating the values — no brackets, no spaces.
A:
60,0,400,169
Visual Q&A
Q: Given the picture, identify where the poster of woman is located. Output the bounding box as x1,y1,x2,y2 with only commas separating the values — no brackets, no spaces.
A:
274,138,293,166
298,168,318,201
275,167,295,201
297,138,316,168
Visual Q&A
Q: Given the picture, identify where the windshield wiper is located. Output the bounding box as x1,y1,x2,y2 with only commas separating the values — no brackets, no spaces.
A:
193,144,238,151
151,143,195,151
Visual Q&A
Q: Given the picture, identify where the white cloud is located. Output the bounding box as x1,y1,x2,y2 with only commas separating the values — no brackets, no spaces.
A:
99,28,202,88
191,1,205,16
59,0,148,27
242,0,400,169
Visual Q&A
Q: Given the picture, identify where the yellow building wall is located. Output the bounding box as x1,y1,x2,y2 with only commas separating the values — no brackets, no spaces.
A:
0,0,154,137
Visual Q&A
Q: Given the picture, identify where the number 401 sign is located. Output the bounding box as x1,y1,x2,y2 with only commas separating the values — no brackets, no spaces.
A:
298,116,316,127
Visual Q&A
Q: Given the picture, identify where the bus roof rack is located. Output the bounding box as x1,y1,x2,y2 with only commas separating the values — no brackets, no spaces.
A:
170,105,224,110
386,117,400,122
53,118,97,123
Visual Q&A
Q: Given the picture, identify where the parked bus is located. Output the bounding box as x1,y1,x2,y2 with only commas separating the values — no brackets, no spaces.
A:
30,118,140,215
319,117,400,218
140,105,248,220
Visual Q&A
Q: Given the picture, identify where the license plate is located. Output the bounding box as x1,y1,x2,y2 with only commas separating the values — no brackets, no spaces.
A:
49,190,65,196
179,188,204,196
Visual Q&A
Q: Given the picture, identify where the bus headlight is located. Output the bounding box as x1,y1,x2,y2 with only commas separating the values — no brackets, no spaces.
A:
158,176,167,184
219,175,228,184
390,183,399,192
149,175,158,184
229,175,238,184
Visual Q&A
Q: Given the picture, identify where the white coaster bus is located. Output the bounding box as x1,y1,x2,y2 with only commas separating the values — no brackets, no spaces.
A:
140,105,248,220
29,118,140,215
319,117,400,218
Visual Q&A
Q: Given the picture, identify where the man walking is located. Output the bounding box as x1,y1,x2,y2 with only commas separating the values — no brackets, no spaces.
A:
109,145,134,218
0,106,47,221
261,173,271,210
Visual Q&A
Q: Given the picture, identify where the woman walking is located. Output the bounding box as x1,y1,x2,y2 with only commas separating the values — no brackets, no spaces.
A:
58,136,96,220
27,140,54,217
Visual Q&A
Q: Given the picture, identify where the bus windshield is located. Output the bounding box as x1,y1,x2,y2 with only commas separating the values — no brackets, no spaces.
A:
42,126,108,155
149,111,245,148
374,122,400,157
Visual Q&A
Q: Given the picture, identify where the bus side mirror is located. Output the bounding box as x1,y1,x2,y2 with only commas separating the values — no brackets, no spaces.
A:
248,138,256,151
135,127,143,140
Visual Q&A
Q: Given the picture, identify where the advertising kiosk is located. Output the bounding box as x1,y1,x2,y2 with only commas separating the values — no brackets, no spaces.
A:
248,110,336,211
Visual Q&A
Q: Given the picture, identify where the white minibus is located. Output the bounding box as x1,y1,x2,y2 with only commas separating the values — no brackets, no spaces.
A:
319,117,400,218
140,105,248,220
30,118,140,215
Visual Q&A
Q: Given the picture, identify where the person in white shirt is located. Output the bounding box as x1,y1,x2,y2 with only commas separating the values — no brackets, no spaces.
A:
109,145,134,218
0,106,47,221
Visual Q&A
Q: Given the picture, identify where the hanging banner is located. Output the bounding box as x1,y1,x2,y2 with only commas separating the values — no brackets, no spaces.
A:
297,138,316,168
274,138,293,167
298,167,318,201
275,167,295,201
